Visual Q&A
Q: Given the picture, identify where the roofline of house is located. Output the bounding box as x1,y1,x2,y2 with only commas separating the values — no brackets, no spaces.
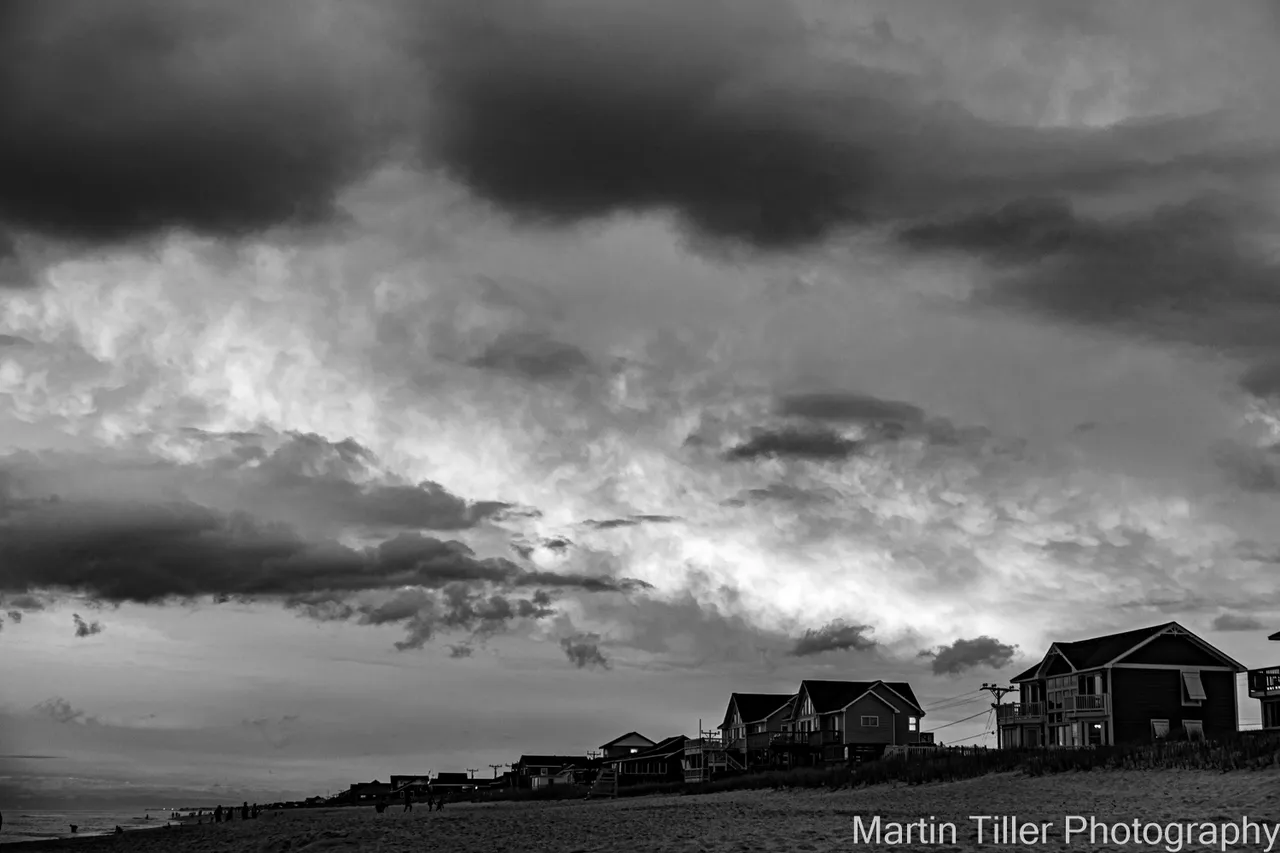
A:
597,731,655,750
1012,623,1246,681
835,685,900,715
871,682,926,716
1269,630,1280,641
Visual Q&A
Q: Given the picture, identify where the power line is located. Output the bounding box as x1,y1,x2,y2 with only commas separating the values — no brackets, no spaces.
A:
923,689,982,709
924,708,991,732
927,695,987,713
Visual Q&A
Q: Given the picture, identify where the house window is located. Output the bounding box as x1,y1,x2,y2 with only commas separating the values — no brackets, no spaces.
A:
908,716,918,732
630,748,638,754
860,716,879,727
540,768,548,775
1151,719,1170,740
1181,671,1206,706
800,696,814,716
1183,720,1205,741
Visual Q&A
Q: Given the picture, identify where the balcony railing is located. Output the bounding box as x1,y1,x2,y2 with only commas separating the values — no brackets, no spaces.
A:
1247,666,1280,699
995,702,1045,723
1066,694,1109,713
768,730,844,747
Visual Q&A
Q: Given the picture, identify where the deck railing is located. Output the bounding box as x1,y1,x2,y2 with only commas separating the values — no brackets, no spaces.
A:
1247,666,1280,698
995,702,1045,723
1066,694,1108,713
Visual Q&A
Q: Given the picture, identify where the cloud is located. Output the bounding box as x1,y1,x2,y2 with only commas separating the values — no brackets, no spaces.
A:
1211,612,1265,632
447,644,473,658
725,427,862,461
779,392,926,428
919,636,1018,676
241,714,300,749
414,0,1275,249
469,331,593,381
560,633,610,670
902,195,1280,361
72,613,104,638
0,0,397,247
7,609,22,623
32,697,98,725
1241,361,1280,400
584,516,678,530
790,620,877,656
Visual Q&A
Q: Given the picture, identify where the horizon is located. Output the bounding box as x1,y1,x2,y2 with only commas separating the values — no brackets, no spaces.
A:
3,0,1280,810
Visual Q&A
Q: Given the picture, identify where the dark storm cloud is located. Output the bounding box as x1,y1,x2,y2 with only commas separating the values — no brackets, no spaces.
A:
584,515,678,530
919,636,1018,675
0,334,32,348
32,698,97,725
470,331,593,381
1240,361,1280,399
560,633,610,670
290,584,560,651
725,427,862,461
0,0,391,246
413,0,1273,249
6,610,21,623
72,613,104,638
1211,613,1265,632
448,644,473,658
902,195,1280,358
0,485,643,605
1214,443,1280,493
779,392,925,427
790,620,877,656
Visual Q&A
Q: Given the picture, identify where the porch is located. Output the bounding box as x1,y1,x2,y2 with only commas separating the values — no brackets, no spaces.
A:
1247,666,1280,699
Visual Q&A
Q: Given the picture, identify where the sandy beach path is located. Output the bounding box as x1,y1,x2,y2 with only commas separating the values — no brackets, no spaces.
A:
10,768,1279,852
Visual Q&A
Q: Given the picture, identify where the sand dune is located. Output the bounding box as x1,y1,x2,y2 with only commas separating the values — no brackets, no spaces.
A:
11,769,1280,852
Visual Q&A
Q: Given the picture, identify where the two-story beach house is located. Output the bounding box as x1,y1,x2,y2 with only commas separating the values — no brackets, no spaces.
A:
774,680,928,765
608,735,688,786
1249,630,1280,731
997,622,1246,747
718,692,795,770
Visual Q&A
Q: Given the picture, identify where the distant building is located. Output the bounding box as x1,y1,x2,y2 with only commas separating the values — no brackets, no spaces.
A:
998,621,1245,747
513,754,594,788
339,780,393,803
598,731,656,759
430,772,475,795
1250,631,1280,731
608,735,688,785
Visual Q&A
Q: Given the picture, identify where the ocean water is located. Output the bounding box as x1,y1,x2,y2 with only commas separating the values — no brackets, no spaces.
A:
0,810,178,845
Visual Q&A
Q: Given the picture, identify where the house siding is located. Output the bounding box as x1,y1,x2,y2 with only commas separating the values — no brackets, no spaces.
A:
841,694,899,746
1111,668,1236,744
1117,636,1229,668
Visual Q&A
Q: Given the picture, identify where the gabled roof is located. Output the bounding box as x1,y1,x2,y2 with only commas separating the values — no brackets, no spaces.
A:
723,693,795,727
433,773,471,784
612,735,687,762
599,731,655,749
1013,622,1245,678
797,680,925,715
1056,623,1173,669
1270,631,1280,641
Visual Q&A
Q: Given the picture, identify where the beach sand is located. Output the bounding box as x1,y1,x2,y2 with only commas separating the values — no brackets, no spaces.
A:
9,769,1279,852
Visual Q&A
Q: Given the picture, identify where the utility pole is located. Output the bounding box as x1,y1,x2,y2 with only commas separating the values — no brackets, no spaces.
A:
488,764,503,778
466,769,478,779
981,683,1016,748
586,750,600,760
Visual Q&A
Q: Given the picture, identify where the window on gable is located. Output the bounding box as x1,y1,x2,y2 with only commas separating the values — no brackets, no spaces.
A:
860,716,879,727
1181,671,1206,705
1150,719,1170,740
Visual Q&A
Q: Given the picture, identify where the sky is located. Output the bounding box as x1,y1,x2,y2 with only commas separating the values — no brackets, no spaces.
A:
2,0,1280,810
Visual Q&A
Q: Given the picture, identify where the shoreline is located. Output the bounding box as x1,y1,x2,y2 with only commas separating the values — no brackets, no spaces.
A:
0,769,1275,852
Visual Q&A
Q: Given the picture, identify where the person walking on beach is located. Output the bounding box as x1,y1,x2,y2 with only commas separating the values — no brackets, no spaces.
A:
403,789,412,812
214,805,222,823
242,801,249,820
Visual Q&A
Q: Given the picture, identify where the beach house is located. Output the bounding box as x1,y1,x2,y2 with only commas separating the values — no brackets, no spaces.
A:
608,735,688,785
513,754,593,788
719,692,795,766
776,680,928,765
997,622,1246,747
598,731,656,758
1247,630,1280,731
